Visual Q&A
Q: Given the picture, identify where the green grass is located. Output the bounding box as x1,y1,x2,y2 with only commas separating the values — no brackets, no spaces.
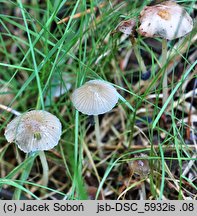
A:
0,0,196,200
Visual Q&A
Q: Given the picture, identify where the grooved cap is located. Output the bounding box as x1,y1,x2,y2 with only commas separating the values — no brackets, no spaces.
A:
71,80,119,115
4,110,62,153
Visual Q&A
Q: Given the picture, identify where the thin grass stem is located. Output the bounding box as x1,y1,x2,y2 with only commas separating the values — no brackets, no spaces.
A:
130,36,147,73
13,153,34,199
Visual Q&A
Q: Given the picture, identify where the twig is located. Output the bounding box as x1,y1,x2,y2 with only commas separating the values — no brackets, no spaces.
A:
186,78,197,140
88,144,196,151
57,3,106,24
0,104,21,116
146,178,167,200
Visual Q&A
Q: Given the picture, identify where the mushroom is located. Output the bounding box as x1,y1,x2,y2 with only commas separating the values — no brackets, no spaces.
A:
129,154,150,177
4,110,62,186
71,79,119,157
138,1,193,105
129,154,150,200
116,19,150,80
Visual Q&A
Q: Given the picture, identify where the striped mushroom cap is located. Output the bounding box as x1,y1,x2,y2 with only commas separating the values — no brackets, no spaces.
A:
4,110,62,153
71,80,119,115
138,1,193,40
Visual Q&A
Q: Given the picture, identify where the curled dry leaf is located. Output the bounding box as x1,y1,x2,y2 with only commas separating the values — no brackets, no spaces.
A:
4,110,62,153
138,1,193,40
117,19,136,35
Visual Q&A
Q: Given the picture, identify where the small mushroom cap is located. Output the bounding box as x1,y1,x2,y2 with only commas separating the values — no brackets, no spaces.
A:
71,80,119,115
117,19,136,35
138,1,193,40
4,110,62,153
129,154,150,177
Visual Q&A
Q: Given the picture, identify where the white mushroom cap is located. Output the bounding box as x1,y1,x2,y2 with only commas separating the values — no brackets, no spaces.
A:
138,1,193,40
117,19,136,35
71,80,119,115
4,110,62,153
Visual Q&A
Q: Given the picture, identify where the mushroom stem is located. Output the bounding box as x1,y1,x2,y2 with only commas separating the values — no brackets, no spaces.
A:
140,181,146,200
94,115,104,158
39,151,49,187
130,35,147,74
161,38,168,106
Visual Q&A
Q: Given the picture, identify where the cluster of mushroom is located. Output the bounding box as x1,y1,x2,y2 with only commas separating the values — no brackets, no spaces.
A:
4,80,119,154
117,1,193,105
4,79,119,191
3,1,193,192
4,0,193,156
